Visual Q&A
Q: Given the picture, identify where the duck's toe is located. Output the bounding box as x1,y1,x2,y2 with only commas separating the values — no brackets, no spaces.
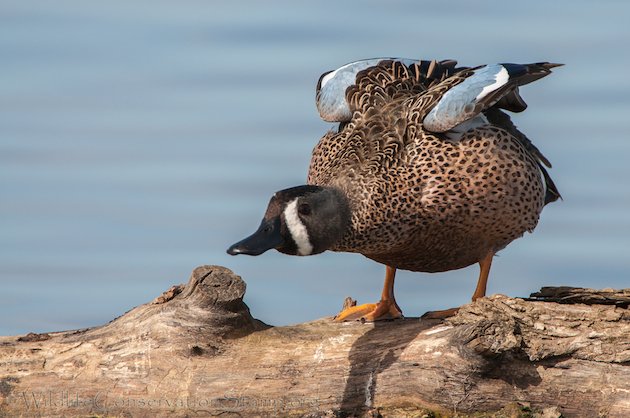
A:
421,307,459,320
334,299,403,322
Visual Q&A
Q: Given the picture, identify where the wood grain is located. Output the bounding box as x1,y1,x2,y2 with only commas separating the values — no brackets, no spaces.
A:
1,265,628,417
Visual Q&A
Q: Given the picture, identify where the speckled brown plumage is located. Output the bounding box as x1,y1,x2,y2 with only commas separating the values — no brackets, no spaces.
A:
307,60,558,273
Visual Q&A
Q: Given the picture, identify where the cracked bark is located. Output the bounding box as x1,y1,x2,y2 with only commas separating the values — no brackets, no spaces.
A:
0,265,628,417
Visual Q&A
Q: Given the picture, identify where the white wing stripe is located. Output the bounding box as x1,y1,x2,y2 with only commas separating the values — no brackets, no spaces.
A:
475,66,509,100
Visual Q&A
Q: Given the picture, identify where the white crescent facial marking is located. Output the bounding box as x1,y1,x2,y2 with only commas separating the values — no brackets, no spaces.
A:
475,65,509,100
283,198,313,256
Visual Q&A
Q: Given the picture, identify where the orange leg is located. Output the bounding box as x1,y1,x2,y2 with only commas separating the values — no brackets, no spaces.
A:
422,251,495,319
471,251,494,301
334,265,403,322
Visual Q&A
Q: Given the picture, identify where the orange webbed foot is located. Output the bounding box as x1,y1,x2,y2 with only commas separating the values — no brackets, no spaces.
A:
334,298,403,322
421,307,460,320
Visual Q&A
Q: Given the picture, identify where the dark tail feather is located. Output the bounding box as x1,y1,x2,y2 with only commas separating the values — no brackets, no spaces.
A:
496,87,528,113
540,164,562,205
495,63,563,114
503,62,564,87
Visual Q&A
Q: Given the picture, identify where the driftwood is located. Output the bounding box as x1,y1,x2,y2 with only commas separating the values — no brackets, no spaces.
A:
0,265,629,418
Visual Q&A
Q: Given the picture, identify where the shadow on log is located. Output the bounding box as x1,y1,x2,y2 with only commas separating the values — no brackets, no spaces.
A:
0,265,628,417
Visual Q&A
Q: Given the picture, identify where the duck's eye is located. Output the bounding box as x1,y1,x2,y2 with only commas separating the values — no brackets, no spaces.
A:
298,202,311,216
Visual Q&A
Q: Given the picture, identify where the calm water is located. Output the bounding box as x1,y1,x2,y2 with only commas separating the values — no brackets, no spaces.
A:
1,1,629,336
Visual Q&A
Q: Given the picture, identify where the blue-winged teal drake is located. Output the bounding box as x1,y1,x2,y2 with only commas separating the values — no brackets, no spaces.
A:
228,58,561,321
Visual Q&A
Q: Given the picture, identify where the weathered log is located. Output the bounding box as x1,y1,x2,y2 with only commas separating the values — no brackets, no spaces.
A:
0,265,628,417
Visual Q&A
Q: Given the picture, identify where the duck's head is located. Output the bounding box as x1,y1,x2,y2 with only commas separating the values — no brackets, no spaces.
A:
227,185,351,257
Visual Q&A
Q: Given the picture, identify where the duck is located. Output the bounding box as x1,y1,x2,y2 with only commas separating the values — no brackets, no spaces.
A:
227,58,561,321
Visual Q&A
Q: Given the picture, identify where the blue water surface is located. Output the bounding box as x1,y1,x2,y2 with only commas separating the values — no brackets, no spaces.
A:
1,0,629,335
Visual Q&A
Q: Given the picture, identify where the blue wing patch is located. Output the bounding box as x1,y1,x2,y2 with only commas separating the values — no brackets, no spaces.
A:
423,64,511,133
316,58,420,122
423,62,560,133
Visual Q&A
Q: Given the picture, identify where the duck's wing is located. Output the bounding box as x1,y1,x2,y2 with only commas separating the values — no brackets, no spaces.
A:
310,59,460,186
316,58,459,122
422,62,563,133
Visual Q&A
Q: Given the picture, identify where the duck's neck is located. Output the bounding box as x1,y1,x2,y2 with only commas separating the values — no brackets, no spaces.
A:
316,186,352,251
